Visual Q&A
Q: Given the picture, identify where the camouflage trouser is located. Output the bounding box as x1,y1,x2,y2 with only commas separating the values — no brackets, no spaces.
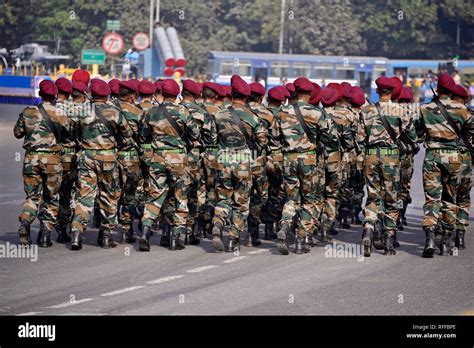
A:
213,148,252,238
249,154,268,226
141,150,190,234
280,151,318,238
57,149,77,230
338,151,354,217
71,150,121,233
262,151,285,223
312,155,326,230
19,151,62,231
202,147,219,221
363,149,400,237
187,148,206,230
455,151,472,232
118,150,141,230
350,153,365,213
322,151,342,228
422,149,462,233
399,154,414,208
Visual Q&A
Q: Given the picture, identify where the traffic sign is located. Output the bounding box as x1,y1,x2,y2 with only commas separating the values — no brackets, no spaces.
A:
102,32,124,55
132,32,150,51
106,20,121,31
81,49,105,65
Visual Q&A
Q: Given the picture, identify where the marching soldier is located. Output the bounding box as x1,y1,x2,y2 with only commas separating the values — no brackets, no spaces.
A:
417,74,473,257
359,77,417,257
14,80,69,247
276,77,339,255
69,79,133,250
211,75,267,252
138,79,200,251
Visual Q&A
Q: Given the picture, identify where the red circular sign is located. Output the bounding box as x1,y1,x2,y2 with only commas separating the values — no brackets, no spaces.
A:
102,32,124,55
132,32,150,51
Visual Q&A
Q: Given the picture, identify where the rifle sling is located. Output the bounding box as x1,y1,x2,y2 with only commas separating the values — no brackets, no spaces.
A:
92,102,121,144
37,103,61,145
293,103,317,144
160,104,190,148
433,98,471,150
374,102,399,144
228,105,255,150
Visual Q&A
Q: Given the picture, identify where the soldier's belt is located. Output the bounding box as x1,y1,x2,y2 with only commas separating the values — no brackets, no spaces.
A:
26,149,60,155
366,148,398,155
119,149,138,156
142,144,153,149
155,148,185,154
428,148,459,153
85,149,116,154
62,147,75,153
284,149,316,155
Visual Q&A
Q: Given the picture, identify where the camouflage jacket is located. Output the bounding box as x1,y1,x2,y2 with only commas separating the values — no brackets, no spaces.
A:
214,101,267,151
139,99,154,113
14,101,69,152
74,101,132,151
182,100,206,148
140,100,200,151
359,100,417,151
324,105,356,152
249,101,281,153
419,96,474,150
55,99,78,149
201,101,219,148
279,100,339,153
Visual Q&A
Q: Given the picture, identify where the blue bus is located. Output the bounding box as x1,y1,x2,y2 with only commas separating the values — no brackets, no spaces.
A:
208,51,391,100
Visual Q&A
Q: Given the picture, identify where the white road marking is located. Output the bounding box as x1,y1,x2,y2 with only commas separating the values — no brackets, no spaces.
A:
186,265,218,273
223,256,247,263
16,311,42,316
45,298,94,309
100,286,145,297
147,275,185,284
248,249,269,255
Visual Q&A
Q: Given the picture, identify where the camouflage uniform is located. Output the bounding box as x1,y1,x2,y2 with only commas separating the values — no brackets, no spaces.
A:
139,101,200,250
14,102,69,245
419,97,473,254
70,101,132,247
348,106,365,224
277,100,338,254
211,101,267,251
359,100,417,253
454,148,472,248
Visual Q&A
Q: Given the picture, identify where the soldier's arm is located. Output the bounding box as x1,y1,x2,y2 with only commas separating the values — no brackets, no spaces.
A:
117,109,133,139
317,110,339,152
183,107,200,143
356,111,367,154
253,118,268,148
138,109,151,143
13,111,26,139
202,112,217,145
400,105,418,145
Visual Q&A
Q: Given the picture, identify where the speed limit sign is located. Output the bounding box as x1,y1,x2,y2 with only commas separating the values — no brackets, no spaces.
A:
133,32,150,51
102,32,124,55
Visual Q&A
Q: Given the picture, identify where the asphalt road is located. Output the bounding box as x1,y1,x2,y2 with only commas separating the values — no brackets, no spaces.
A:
0,103,473,316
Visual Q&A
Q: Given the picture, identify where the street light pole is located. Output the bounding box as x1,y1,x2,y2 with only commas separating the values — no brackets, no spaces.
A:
279,0,286,55
149,0,154,46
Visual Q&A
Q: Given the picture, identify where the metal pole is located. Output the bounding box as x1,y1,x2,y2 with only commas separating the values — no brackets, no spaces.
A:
288,0,293,54
456,15,460,51
149,0,154,46
156,0,160,23
279,0,285,55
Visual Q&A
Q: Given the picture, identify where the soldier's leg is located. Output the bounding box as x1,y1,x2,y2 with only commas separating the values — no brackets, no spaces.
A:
18,153,42,245
454,151,471,249
57,153,75,242
211,161,233,252
381,153,400,255
185,151,201,245
170,153,191,250
322,161,341,238
338,154,352,229
263,155,284,240
203,150,218,235
119,156,140,244
247,155,267,247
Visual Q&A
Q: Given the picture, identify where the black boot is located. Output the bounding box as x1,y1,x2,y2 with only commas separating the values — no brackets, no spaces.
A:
329,221,338,235
70,230,83,251
18,221,32,246
196,218,206,238
422,227,436,258
160,223,171,247
361,228,373,257
246,219,261,247
401,206,408,226
439,232,454,256
383,235,396,255
276,223,290,255
101,231,116,249
397,215,404,231
185,226,200,246
307,232,319,247
352,206,362,225
97,229,104,246
320,224,332,242
225,235,240,253
393,231,400,248
295,236,304,254
211,223,225,252
56,224,71,243
170,230,185,251
139,226,151,252
455,230,465,250
372,224,384,250
120,226,136,244
303,236,311,253
340,207,351,229
37,225,52,248
264,222,277,240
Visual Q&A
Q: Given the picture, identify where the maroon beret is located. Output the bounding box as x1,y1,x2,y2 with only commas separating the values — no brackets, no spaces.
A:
154,80,163,92
197,83,203,94
293,77,313,92
321,87,340,107
215,84,228,97
55,77,72,94
161,79,180,97
182,79,201,96
340,82,352,99
119,80,138,93
39,80,58,96
71,81,88,94
349,86,365,107
452,84,468,100
231,75,250,97
249,82,266,96
375,76,395,90
130,79,140,92
138,80,156,95
277,85,290,98
268,86,286,102
309,84,322,105
224,85,233,97
390,77,403,100
108,79,120,95
90,79,111,97
437,73,456,93
326,82,342,94
202,82,221,96
72,69,90,86
285,83,296,95
398,86,414,103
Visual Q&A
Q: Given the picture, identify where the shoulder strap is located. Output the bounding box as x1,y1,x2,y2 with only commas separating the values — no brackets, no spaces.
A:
228,105,254,149
374,102,398,143
92,102,118,137
292,103,316,144
160,103,191,146
433,98,471,150
37,103,61,144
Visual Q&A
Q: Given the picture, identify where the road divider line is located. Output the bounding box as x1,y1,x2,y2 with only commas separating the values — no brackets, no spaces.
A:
147,275,185,284
16,311,42,316
186,265,219,273
45,298,94,309
100,286,145,297
223,256,247,263
248,249,269,255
